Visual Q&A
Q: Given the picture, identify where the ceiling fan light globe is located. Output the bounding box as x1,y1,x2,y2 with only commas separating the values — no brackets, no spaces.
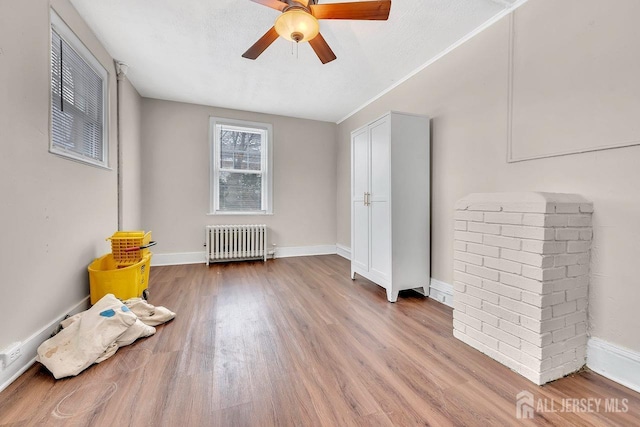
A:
274,9,319,43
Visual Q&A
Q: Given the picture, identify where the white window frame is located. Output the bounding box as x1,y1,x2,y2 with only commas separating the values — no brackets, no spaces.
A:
209,117,273,215
50,10,109,169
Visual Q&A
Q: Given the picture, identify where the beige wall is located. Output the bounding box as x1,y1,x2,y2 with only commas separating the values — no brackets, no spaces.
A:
337,0,640,352
140,99,337,254
0,0,118,348
120,78,143,230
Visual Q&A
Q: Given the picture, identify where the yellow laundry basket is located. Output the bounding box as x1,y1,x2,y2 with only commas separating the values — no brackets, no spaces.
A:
88,253,152,305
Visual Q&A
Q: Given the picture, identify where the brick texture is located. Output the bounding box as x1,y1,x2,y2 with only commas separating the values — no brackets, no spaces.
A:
453,192,592,385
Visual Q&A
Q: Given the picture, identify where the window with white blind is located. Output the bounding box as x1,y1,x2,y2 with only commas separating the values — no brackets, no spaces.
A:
50,11,108,168
209,117,273,215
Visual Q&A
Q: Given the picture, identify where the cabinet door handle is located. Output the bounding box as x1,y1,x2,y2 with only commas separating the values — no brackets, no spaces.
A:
364,192,367,206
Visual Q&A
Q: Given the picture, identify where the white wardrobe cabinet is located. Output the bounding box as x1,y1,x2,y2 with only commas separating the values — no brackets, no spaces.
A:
350,112,430,302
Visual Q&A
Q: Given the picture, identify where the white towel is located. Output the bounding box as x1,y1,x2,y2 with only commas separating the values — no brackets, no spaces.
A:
36,294,137,379
123,298,176,327
62,313,156,350
37,294,174,379
93,319,155,363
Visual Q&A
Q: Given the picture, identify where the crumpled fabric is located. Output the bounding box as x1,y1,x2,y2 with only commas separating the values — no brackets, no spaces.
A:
36,294,174,379
123,298,176,326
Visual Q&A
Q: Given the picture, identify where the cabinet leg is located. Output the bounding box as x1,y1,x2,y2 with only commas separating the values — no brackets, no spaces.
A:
386,288,399,303
351,271,356,280
423,285,429,297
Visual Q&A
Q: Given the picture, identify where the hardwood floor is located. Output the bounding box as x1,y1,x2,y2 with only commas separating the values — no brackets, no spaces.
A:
0,255,638,426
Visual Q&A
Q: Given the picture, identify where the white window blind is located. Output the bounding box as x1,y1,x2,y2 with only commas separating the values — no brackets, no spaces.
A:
50,11,108,167
210,118,273,215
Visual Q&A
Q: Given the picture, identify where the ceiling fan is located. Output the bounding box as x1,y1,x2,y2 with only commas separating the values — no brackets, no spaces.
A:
242,0,392,64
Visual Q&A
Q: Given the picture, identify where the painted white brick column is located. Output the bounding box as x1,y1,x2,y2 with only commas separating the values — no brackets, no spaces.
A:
452,192,593,385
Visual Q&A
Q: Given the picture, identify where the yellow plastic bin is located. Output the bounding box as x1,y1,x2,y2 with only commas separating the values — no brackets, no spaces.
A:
88,253,152,304
107,231,154,268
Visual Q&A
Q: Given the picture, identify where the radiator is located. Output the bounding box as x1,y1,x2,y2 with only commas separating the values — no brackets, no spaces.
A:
205,225,267,265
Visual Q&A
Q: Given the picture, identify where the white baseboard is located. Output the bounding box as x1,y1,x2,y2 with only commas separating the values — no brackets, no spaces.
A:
336,244,351,260
151,251,206,266
0,297,90,393
151,245,339,266
274,245,337,258
587,337,640,393
429,278,454,307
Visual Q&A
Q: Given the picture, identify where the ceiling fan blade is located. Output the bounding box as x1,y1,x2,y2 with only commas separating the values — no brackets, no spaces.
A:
310,1,391,20
249,0,287,12
242,27,280,60
309,33,336,64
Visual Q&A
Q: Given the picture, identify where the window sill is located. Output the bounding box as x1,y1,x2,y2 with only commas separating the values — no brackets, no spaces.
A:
207,211,274,216
49,149,112,171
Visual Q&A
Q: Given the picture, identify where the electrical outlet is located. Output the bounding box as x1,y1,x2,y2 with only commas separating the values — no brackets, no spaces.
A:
0,342,22,370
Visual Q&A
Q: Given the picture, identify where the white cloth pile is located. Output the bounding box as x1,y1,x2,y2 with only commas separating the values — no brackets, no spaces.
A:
36,294,175,379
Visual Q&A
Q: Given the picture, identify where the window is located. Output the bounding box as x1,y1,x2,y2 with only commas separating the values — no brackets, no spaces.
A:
210,117,273,215
50,11,108,168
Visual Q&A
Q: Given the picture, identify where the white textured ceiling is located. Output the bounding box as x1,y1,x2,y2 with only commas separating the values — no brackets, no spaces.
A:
69,0,522,123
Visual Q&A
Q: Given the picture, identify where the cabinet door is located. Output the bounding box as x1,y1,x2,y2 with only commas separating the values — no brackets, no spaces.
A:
369,118,391,280
351,128,369,272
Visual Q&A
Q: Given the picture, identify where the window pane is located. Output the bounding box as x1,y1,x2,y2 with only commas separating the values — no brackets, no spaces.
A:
210,118,272,215
219,128,262,171
219,172,262,211
50,23,105,166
